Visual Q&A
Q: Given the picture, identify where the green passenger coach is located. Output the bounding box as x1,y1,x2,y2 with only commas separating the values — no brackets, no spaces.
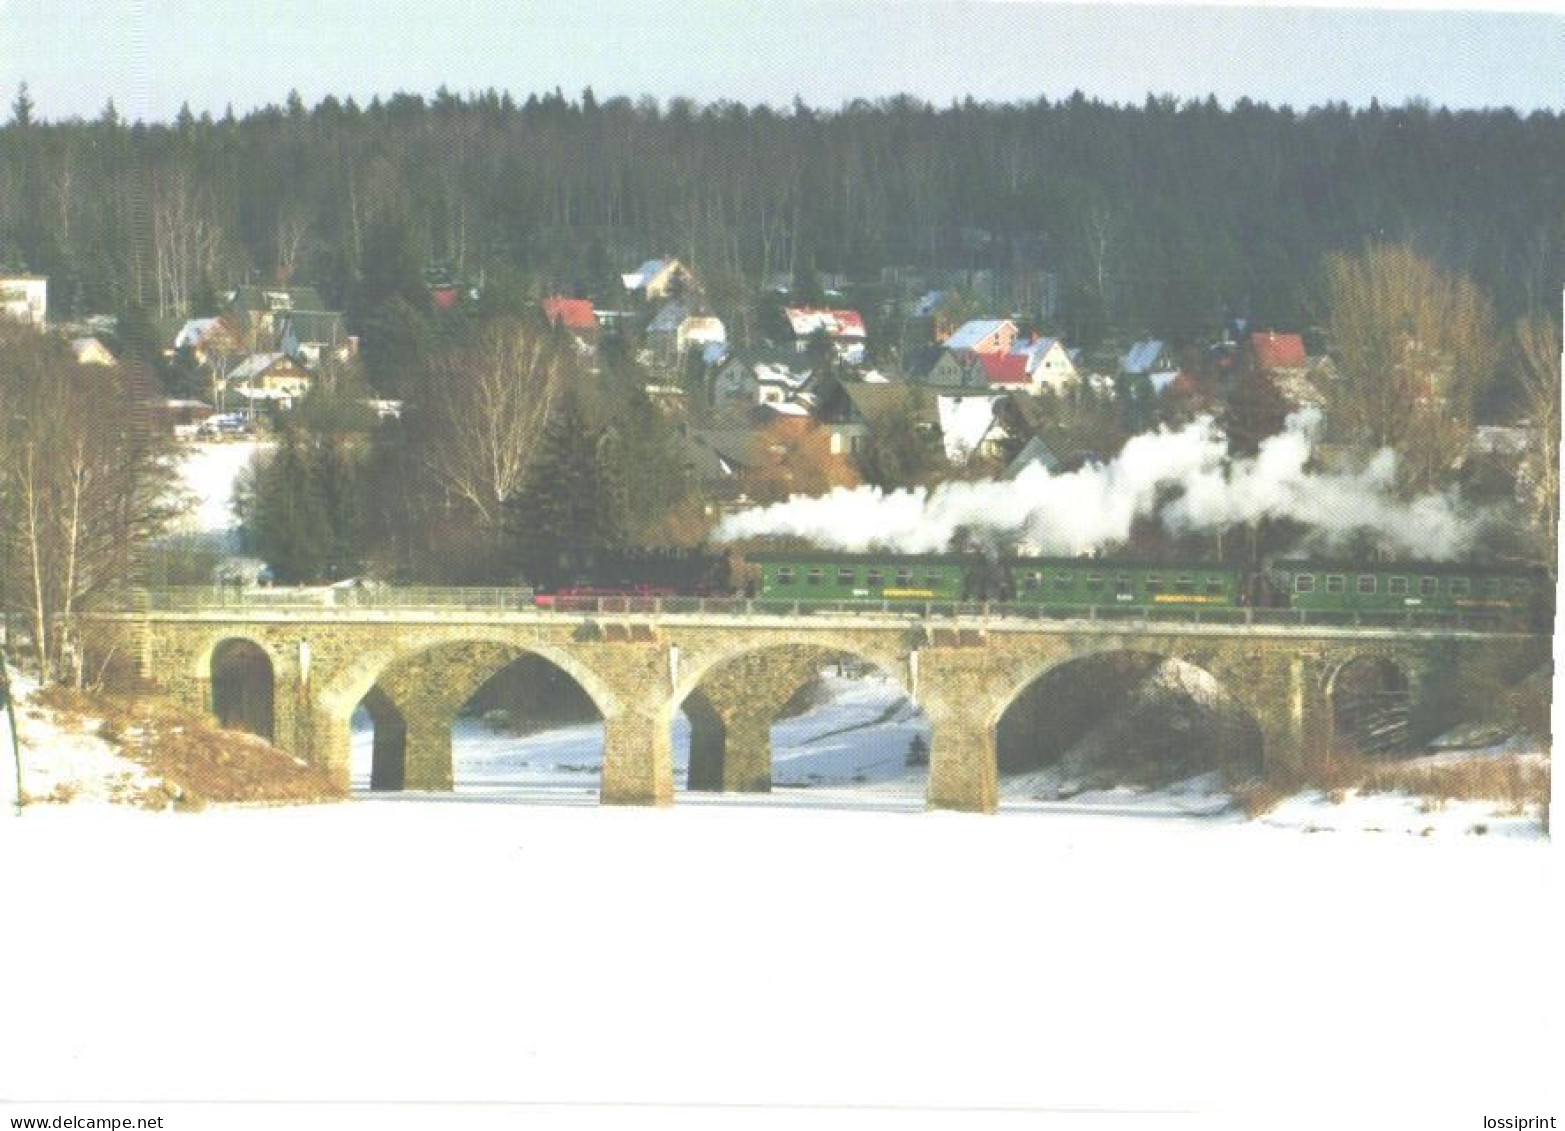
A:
1269,559,1538,616
751,552,969,602
1008,559,1242,608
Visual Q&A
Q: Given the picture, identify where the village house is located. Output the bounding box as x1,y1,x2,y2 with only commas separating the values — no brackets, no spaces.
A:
228,351,312,409
1120,338,1177,380
69,337,117,367
936,393,1009,464
226,284,328,351
621,258,693,301
710,350,813,408
1009,334,1080,393
171,316,241,365
1249,330,1331,412
914,349,989,391
677,314,727,359
542,296,598,337
814,380,939,456
942,318,1018,355
783,307,868,363
0,274,47,326
279,309,352,368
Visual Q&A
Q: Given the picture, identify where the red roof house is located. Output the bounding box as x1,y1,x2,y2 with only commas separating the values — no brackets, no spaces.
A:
1251,331,1307,370
977,352,1030,386
543,296,599,332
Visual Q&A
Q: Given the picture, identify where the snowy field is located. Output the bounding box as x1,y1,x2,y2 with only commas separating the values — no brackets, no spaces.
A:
2,670,1560,1124
168,438,266,535
2,792,1559,1122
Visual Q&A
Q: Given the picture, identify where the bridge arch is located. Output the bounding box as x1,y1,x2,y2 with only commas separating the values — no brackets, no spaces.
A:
1326,652,1414,757
320,629,620,726
671,639,928,799
993,646,1265,796
671,632,911,709
208,637,277,741
325,631,620,794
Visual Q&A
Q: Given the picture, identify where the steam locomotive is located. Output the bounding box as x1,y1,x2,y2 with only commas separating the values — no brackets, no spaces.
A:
533,546,1549,624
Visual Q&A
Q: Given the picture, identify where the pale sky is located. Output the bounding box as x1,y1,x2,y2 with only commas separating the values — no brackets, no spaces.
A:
2,0,1561,122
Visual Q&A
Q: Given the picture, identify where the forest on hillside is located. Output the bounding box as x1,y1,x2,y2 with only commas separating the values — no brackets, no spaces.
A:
2,86,1562,348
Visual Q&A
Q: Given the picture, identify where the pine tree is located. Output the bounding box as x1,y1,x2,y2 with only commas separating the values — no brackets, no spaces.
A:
245,425,333,583
10,82,34,128
507,390,625,586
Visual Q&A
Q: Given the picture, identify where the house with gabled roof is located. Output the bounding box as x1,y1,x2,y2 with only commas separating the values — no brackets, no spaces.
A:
942,318,1017,355
1120,338,1175,377
711,349,813,408
542,296,598,334
228,352,312,405
279,309,351,367
916,350,989,391
936,393,1009,464
814,381,939,456
69,337,117,367
226,284,335,353
1009,334,1080,393
976,352,1030,388
784,307,868,363
621,258,692,301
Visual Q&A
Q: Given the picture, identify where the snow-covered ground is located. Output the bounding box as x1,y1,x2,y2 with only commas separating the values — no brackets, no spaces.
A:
3,666,1558,1119
1,670,162,807
2,791,1558,1118
168,439,266,535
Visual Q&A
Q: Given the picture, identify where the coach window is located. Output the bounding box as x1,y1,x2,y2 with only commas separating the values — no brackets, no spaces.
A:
1387,576,1407,596
924,572,942,588
1325,575,1345,594
806,568,824,587
1448,577,1470,597
1419,577,1438,597
1357,575,1377,594
1205,576,1225,597
1175,575,1195,595
895,568,913,586
1295,574,1316,594
777,567,795,586
1114,575,1132,597
866,569,883,587
1054,572,1073,592
1023,571,1042,590
1084,574,1104,594
1482,578,1502,597
1145,575,1163,594
838,568,856,588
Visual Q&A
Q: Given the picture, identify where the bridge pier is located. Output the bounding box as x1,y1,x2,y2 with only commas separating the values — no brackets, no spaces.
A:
918,654,1004,814
682,649,823,793
601,709,674,805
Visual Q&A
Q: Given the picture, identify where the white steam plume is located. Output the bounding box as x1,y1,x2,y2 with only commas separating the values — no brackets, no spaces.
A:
715,410,1480,559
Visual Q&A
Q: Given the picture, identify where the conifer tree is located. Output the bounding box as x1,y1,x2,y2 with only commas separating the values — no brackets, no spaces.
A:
507,389,626,586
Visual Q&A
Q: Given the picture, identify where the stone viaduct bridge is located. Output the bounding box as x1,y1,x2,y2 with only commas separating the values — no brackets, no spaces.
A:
80,590,1538,813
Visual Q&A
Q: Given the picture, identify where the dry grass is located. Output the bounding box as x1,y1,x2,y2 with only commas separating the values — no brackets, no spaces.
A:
1233,746,1550,824
36,686,345,808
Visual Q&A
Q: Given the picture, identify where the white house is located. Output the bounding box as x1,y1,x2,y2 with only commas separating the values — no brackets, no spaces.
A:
0,275,47,327
1009,335,1079,393
936,394,1007,464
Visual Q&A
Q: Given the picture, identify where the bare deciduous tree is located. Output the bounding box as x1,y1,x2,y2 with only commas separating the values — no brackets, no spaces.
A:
1325,244,1500,493
0,327,181,684
1515,312,1562,576
416,318,574,530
